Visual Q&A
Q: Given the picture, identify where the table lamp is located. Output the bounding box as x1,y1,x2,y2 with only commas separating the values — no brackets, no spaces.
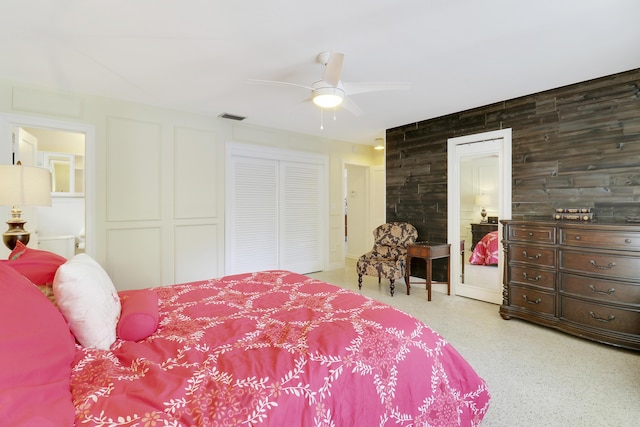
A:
0,162,52,250
475,194,490,223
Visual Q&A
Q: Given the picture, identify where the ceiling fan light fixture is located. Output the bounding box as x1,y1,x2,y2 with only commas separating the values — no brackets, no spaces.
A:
312,87,344,108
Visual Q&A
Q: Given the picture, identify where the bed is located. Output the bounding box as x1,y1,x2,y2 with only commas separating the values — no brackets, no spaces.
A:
1,243,490,426
468,230,499,266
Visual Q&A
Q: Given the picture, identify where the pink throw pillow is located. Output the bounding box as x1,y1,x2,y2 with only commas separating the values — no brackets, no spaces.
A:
0,263,76,426
117,289,160,341
3,241,67,285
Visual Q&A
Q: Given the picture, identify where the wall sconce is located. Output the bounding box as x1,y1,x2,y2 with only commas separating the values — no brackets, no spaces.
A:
475,194,490,223
0,162,52,250
374,137,385,150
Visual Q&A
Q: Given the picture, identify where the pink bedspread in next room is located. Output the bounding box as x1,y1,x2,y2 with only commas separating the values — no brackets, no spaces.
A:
469,231,500,266
71,270,490,426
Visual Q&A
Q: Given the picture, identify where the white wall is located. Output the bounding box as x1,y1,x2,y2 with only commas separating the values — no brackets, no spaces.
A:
0,79,380,289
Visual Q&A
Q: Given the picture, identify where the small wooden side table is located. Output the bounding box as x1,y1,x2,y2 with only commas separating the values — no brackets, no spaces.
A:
405,242,451,301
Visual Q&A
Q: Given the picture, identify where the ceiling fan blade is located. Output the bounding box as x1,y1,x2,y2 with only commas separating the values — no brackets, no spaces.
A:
341,96,363,116
342,81,411,96
322,52,344,87
248,79,313,91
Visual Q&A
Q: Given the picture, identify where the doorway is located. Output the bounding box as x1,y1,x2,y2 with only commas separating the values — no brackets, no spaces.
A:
343,163,385,262
344,164,369,260
447,129,512,304
0,113,94,258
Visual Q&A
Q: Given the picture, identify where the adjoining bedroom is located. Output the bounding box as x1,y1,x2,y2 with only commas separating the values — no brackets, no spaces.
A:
1,1,639,426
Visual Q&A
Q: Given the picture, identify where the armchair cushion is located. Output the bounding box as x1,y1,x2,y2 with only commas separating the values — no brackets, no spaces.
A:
356,222,418,282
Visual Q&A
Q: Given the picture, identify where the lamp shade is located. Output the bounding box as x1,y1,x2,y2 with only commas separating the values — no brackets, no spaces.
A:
475,194,490,207
0,164,52,207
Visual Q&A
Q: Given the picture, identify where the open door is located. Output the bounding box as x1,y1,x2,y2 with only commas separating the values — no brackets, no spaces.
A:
14,127,41,248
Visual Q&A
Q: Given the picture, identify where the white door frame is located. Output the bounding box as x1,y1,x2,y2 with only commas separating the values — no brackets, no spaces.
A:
447,129,512,303
0,113,95,257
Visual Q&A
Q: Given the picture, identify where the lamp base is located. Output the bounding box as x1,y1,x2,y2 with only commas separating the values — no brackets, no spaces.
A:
3,219,30,251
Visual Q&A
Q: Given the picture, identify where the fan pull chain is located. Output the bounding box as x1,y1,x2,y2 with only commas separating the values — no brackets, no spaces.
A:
320,108,324,130
333,107,337,121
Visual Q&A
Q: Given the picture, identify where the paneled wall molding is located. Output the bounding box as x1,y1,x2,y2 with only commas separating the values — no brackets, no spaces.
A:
173,126,218,220
106,116,161,222
12,86,84,118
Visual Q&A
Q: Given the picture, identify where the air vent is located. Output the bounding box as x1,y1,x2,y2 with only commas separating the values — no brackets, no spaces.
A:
218,113,247,121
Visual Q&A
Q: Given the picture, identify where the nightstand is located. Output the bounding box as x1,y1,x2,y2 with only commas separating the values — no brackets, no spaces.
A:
470,223,498,250
405,242,451,301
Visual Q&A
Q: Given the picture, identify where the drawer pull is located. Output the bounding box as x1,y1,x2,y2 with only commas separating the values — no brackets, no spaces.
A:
528,232,533,236
588,285,615,295
574,235,581,240
589,311,615,323
522,251,542,260
523,295,542,305
589,260,616,270
522,272,541,282
625,238,632,244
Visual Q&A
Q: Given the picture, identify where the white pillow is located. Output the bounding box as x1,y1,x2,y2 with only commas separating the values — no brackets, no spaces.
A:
53,254,121,350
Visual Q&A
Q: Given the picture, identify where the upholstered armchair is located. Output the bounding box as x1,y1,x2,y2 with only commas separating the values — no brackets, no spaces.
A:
357,222,418,296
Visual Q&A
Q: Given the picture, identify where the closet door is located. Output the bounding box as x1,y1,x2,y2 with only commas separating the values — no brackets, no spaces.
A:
226,146,326,275
280,161,323,273
227,156,279,273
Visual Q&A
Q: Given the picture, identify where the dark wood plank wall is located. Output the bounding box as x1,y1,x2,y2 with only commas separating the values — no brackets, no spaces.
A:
386,68,640,280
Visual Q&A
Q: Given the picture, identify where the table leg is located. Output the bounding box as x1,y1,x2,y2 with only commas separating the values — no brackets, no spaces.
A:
446,255,451,295
426,259,432,301
405,256,412,295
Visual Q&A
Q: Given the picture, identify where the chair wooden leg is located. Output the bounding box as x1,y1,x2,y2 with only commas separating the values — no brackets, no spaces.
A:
390,279,395,296
358,274,363,290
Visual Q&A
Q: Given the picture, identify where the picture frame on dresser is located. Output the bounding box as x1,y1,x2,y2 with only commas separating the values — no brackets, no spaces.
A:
500,219,640,351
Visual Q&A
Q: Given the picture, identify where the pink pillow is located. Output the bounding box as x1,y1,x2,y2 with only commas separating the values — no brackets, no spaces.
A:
117,289,159,341
2,241,67,285
0,263,76,426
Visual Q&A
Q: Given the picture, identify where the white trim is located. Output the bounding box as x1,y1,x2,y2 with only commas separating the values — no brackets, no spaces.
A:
447,129,512,304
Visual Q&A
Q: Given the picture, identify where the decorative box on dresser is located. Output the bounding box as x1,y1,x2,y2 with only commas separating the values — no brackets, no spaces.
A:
501,219,640,351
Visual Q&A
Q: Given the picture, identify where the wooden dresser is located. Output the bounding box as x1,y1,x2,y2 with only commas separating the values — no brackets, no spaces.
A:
501,219,640,351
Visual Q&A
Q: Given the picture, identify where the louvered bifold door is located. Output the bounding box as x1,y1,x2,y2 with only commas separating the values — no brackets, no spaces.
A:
279,161,323,273
227,156,279,274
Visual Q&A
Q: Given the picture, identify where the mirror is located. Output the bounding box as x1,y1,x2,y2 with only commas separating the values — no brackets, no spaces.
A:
43,152,77,193
448,129,512,305
460,154,499,285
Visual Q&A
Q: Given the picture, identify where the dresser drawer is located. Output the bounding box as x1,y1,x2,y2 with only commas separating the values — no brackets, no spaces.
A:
560,228,640,251
510,286,555,315
508,225,556,244
510,266,556,290
560,297,640,335
509,244,556,267
560,273,640,306
560,250,640,280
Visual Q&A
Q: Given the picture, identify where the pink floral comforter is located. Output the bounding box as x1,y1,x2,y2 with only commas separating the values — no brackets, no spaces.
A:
469,231,500,266
71,270,490,426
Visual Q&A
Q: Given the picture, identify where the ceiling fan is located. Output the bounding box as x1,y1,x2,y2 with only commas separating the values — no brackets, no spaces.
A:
249,51,411,116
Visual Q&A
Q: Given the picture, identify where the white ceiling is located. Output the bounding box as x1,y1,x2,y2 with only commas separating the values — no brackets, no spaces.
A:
1,0,639,145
